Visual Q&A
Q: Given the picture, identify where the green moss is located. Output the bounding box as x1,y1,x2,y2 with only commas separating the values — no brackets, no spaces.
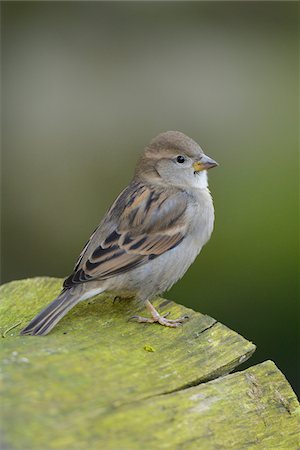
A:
143,344,156,352
0,277,298,449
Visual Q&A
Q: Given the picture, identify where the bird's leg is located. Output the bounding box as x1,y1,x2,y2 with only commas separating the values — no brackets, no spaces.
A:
130,300,189,328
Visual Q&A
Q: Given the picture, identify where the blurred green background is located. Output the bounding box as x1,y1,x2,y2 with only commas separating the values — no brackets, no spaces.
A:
2,2,299,394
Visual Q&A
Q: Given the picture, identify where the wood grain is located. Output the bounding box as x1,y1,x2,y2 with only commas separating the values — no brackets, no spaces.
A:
0,277,298,449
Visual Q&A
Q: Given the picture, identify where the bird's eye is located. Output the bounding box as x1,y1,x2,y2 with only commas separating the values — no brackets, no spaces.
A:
176,155,185,164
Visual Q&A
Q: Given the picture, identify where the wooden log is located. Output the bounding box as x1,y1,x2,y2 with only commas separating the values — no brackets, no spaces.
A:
0,277,298,449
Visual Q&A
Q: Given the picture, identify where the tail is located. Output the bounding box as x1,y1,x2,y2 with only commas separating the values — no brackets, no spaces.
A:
20,289,82,336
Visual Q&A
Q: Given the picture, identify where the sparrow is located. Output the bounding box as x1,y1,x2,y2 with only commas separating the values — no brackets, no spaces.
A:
21,131,218,336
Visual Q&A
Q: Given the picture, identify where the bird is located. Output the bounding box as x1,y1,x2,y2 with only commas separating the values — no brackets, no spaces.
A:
20,131,218,336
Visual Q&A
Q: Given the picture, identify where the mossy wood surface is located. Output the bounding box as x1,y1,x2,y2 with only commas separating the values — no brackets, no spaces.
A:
0,278,299,449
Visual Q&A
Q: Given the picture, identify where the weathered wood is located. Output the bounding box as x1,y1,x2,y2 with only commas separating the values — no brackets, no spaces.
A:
0,277,298,449
66,361,298,450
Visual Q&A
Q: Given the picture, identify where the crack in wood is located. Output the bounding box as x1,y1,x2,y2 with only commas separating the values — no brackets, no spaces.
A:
194,319,218,338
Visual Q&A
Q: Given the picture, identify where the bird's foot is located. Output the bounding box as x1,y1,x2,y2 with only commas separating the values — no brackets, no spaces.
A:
129,301,189,328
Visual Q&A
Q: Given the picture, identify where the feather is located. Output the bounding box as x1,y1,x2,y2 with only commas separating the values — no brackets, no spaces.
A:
20,290,83,336
63,183,188,288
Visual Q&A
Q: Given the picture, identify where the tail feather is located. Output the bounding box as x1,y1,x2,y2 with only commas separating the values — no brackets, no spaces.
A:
20,290,82,336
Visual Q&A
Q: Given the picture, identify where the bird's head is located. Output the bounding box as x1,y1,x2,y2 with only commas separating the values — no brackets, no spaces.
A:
135,131,218,189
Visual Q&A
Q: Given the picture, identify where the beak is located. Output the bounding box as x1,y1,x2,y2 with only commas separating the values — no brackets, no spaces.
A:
193,154,219,172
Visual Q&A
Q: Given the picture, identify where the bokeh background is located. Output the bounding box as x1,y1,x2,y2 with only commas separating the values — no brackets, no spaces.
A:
1,2,299,394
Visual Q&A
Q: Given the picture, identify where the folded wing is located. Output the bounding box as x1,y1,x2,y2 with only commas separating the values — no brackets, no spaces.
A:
63,183,188,288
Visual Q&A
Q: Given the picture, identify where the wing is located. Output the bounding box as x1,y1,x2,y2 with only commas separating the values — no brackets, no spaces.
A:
63,182,189,289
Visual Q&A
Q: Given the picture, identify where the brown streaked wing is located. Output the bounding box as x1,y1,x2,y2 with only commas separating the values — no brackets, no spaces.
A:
63,183,188,288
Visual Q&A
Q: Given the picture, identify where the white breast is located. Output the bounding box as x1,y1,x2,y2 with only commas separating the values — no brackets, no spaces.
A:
189,186,215,249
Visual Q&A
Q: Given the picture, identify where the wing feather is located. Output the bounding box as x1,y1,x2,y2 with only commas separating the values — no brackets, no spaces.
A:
63,183,188,288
